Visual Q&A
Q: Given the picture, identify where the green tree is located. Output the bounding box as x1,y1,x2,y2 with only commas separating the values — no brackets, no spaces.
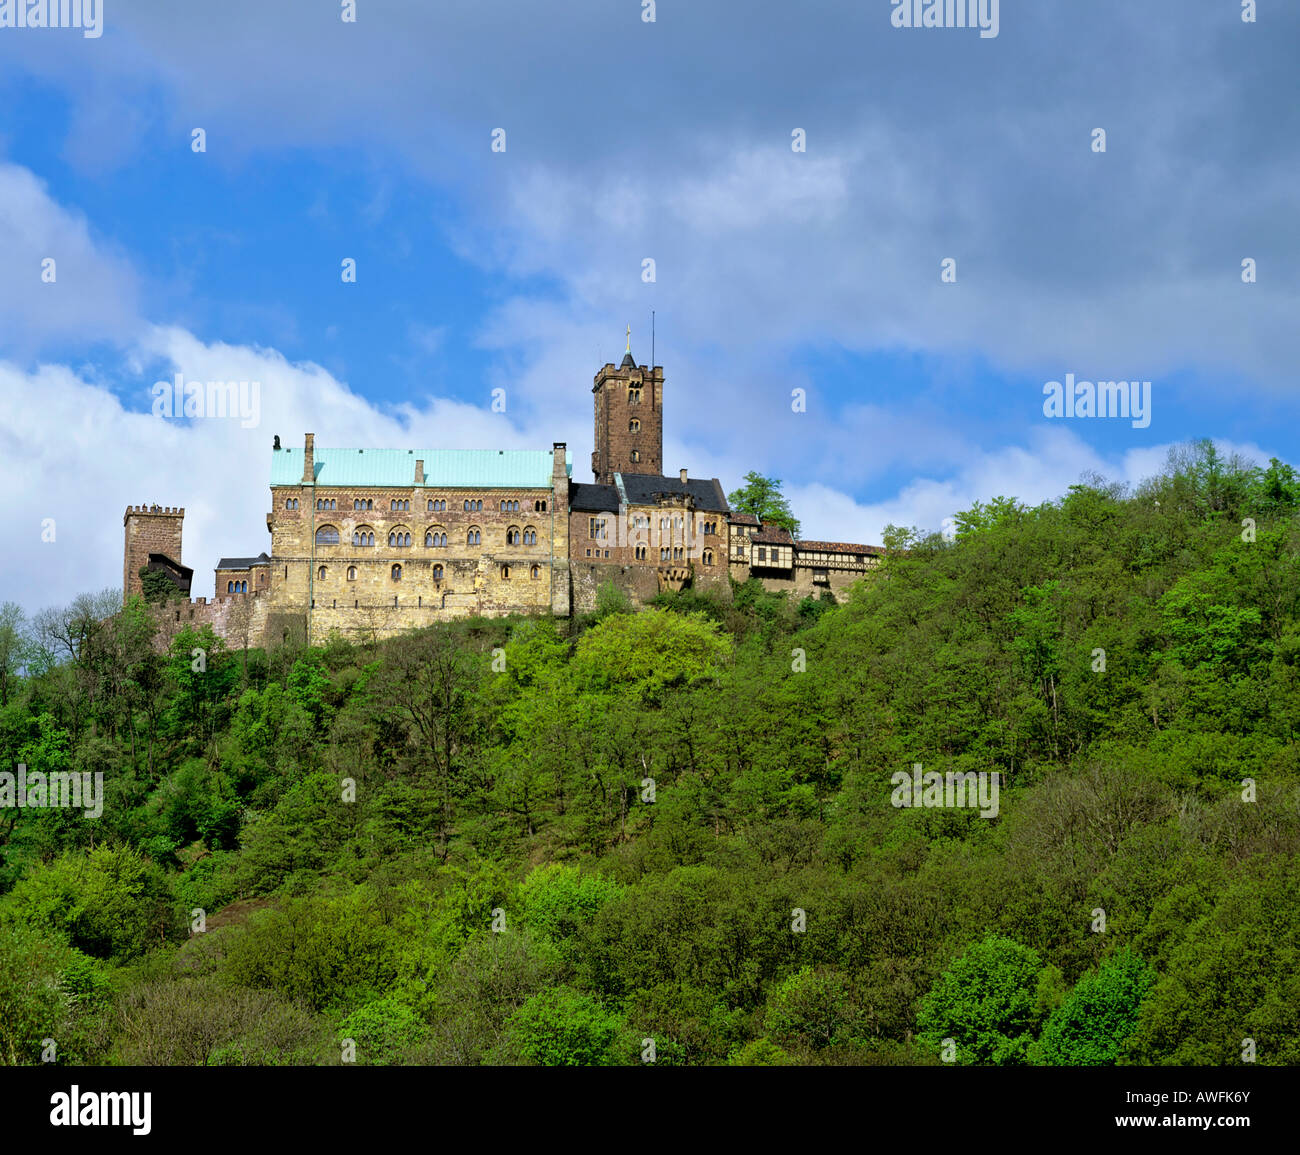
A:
1034,948,1154,1065
727,472,801,537
916,934,1048,1065
506,985,622,1066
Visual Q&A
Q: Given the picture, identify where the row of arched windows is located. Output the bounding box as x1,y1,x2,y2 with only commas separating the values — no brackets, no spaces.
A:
315,524,543,549
314,563,542,583
292,495,554,515
226,580,248,593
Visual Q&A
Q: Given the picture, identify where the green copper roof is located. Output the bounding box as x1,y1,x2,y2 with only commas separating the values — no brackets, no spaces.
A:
271,447,570,489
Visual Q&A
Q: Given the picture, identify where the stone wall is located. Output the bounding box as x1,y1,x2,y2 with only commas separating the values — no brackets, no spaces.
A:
592,361,664,483
123,506,184,604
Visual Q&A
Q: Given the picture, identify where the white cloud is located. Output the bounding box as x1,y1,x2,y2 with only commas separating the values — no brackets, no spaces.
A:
0,164,143,355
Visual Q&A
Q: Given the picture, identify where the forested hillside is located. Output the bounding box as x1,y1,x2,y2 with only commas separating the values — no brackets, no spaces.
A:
2,442,1298,1066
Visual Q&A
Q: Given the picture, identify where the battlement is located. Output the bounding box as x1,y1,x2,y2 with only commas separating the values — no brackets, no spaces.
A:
124,504,185,521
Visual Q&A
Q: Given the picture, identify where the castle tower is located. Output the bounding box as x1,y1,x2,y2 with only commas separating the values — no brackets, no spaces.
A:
122,504,185,604
592,331,663,484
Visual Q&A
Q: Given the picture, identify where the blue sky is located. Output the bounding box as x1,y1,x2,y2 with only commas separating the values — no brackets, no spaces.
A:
1,0,1297,608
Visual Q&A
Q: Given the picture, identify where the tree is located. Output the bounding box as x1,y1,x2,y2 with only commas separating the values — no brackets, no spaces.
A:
1034,948,1154,1065
139,567,184,605
506,986,622,1066
916,934,1048,1065
727,472,801,537
0,602,28,707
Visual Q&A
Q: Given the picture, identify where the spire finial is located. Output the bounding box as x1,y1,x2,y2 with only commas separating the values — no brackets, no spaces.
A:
625,324,631,355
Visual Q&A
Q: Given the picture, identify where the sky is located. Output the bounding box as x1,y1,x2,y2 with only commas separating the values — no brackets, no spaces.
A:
1,0,1297,610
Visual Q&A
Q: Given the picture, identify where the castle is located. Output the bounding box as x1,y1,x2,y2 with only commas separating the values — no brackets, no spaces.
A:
124,345,883,646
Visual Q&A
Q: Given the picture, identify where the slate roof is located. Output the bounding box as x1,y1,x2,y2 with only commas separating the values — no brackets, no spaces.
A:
215,552,271,570
271,447,569,489
728,512,760,526
617,473,729,512
752,526,795,545
795,541,885,557
146,553,193,577
569,482,621,512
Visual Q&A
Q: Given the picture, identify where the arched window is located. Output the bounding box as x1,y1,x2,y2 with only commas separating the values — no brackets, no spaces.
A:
347,566,357,580
629,387,641,404
629,418,640,432
631,449,640,462
391,500,396,511
501,564,510,580
425,529,446,548
506,527,520,545
391,564,402,581
703,550,713,566
241,581,248,592
433,564,444,581
463,499,469,511
366,499,373,510
317,565,327,579
227,580,233,593
467,528,481,546
530,565,541,580
476,499,482,511
316,525,340,545
428,499,434,511
389,531,396,546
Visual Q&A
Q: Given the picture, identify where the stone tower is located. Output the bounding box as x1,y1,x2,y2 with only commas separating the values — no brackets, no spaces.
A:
592,340,663,484
122,504,184,603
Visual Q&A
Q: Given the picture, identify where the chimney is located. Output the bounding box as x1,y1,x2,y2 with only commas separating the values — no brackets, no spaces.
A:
302,433,315,484
553,442,567,480
679,468,688,484
415,458,425,484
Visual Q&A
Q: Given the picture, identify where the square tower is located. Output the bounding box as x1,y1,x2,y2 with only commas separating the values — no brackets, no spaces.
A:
122,504,185,603
592,348,663,484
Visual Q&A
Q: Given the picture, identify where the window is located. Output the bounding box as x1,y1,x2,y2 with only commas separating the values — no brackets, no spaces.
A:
523,528,537,545
703,549,714,566
433,564,444,581
467,528,481,546
226,580,233,593
629,387,641,404
631,450,640,463
315,525,340,545
531,565,541,580
629,418,640,432
317,565,327,580
501,564,511,580
347,566,357,581
758,547,767,562
589,517,606,540
388,530,411,548
635,546,646,560
353,529,375,547
391,564,402,582
507,527,521,545
425,530,447,548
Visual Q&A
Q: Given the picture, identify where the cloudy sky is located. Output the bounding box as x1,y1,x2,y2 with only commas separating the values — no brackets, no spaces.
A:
1,0,1296,610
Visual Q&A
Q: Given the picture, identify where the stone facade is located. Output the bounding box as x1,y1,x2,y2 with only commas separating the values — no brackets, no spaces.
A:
592,353,664,484
123,505,186,602
121,349,883,646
